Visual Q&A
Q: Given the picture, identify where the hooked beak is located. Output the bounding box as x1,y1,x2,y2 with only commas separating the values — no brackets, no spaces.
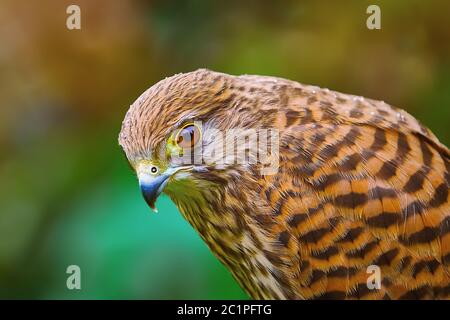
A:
139,173,170,212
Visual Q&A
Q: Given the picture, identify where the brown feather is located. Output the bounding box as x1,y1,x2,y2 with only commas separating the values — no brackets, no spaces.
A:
119,69,450,299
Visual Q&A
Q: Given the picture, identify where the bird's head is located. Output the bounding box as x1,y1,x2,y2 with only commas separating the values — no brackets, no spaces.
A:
119,69,280,213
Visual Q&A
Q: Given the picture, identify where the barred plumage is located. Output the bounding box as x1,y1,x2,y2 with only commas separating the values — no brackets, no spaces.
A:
119,69,450,299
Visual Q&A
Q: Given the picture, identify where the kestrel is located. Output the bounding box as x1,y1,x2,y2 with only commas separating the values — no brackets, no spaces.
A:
119,69,450,299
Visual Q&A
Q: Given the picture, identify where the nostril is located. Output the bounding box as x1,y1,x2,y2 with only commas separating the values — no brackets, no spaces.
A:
150,166,158,174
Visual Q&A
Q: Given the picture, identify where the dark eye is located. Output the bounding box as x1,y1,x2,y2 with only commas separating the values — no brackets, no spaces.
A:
175,124,201,149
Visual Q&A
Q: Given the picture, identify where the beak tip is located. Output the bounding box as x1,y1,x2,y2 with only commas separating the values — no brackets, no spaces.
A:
148,201,158,213
141,190,158,213
139,173,169,213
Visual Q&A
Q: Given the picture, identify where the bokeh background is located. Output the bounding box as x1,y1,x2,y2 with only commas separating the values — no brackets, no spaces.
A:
0,0,449,299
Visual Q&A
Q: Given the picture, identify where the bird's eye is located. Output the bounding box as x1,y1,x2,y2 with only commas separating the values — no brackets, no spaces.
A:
175,124,201,149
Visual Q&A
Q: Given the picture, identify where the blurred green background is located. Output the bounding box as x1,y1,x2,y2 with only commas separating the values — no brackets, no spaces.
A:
0,0,449,299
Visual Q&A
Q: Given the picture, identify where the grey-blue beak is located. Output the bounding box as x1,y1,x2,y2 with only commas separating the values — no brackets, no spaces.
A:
139,174,170,212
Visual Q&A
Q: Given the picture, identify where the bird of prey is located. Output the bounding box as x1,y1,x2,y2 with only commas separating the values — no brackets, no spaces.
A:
119,69,450,299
